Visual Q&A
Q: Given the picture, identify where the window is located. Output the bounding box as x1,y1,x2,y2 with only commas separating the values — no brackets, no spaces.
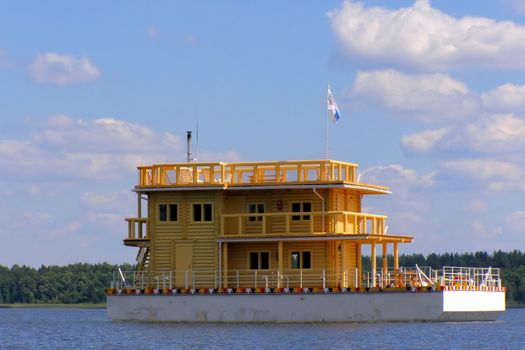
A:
248,203,265,222
192,203,213,222
291,202,311,221
291,251,312,269
159,204,178,222
249,252,270,270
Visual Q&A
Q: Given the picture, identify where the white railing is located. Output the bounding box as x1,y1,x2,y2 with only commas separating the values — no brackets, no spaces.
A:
111,266,501,290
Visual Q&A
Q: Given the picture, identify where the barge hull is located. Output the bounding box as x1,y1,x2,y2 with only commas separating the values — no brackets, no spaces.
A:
107,291,504,322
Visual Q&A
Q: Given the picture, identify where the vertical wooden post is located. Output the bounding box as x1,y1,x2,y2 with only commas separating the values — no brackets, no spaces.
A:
137,193,142,219
371,243,376,287
394,242,399,270
222,242,228,288
278,241,283,288
382,242,388,287
356,243,362,288
341,241,347,288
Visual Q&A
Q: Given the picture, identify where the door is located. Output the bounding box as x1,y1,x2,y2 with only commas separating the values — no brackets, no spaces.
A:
174,243,193,288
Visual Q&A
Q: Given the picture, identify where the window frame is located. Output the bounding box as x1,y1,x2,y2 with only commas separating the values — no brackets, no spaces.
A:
158,203,179,223
291,201,312,221
247,203,265,222
191,203,214,223
248,251,270,270
290,251,312,269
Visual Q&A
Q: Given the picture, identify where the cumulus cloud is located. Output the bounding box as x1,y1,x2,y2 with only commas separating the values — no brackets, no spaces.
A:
401,128,450,155
402,114,525,156
28,53,101,86
481,84,525,112
0,116,182,181
442,159,523,181
471,221,503,240
348,70,477,122
328,0,525,70
360,164,435,192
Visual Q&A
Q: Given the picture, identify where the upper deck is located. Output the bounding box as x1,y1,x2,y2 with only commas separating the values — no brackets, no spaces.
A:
136,159,390,194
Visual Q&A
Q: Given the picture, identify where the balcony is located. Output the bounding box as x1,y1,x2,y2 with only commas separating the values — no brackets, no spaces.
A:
220,211,387,237
136,160,377,190
124,218,149,247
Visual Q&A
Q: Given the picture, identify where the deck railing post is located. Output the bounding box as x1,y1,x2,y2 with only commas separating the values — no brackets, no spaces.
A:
192,271,195,289
300,270,303,288
322,269,326,289
236,270,240,289
255,270,257,289
185,271,188,289
265,276,268,289
277,270,280,289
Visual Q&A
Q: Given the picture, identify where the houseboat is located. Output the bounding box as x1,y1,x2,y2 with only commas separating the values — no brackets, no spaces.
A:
107,147,505,322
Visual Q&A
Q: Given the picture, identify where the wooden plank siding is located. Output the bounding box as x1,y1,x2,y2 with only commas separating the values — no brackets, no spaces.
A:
144,187,364,288
148,190,223,287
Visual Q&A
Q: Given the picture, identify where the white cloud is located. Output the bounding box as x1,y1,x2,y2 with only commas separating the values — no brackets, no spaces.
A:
401,127,450,155
28,53,101,86
360,164,435,192
505,211,525,233
0,116,183,181
348,70,476,122
465,114,525,153
441,159,523,181
328,0,525,70
506,0,525,15
481,84,525,111
402,114,525,156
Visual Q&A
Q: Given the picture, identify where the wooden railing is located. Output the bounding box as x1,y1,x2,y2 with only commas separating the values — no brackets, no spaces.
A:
220,211,387,236
125,218,148,240
137,160,359,187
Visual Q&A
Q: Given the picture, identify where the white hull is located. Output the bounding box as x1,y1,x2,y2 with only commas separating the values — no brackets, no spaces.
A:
107,291,504,322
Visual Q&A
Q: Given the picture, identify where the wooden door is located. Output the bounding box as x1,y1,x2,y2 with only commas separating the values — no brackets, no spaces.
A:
174,243,193,288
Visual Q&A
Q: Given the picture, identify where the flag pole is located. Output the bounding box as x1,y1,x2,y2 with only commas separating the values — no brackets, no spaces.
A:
324,83,329,162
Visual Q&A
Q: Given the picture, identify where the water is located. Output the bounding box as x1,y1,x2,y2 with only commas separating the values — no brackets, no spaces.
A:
0,308,523,349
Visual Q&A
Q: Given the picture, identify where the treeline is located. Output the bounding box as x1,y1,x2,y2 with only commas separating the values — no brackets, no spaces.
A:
0,263,132,304
0,251,524,305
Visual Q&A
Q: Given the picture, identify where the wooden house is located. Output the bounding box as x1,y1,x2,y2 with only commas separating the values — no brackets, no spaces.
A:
124,160,413,289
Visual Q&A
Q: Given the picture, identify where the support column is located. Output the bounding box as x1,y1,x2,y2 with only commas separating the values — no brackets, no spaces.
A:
137,192,142,218
356,243,362,288
371,243,376,287
382,243,388,287
222,242,228,288
394,242,399,270
218,242,222,288
341,241,347,288
278,241,283,288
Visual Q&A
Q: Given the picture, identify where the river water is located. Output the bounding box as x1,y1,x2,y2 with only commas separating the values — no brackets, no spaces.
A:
0,308,523,349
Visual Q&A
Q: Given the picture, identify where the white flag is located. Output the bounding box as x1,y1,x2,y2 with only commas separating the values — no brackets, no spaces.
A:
327,85,341,123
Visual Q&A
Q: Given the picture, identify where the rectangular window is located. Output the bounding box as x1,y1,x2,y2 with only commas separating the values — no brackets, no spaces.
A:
192,203,213,222
169,204,178,221
249,252,270,270
249,252,259,270
291,202,311,221
291,251,312,269
260,252,269,269
291,252,300,269
159,204,168,222
248,203,265,222
159,204,178,222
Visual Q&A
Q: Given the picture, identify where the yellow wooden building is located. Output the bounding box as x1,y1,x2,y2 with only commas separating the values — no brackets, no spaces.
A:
124,160,413,289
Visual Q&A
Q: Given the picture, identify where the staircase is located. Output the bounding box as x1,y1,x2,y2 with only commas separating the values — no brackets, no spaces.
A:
136,246,150,271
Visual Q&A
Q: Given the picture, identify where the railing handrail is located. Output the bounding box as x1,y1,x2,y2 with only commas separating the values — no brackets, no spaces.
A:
136,159,369,188
111,265,502,290
221,210,387,219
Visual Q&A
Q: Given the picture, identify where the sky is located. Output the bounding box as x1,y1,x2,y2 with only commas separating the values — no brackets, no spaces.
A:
1,0,525,267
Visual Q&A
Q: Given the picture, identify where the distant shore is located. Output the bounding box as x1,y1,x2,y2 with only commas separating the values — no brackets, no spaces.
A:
0,303,105,309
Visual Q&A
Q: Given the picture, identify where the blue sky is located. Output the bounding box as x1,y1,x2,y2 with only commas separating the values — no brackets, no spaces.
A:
1,0,525,266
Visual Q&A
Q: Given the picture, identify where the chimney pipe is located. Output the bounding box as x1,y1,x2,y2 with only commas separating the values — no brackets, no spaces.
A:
186,131,192,163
